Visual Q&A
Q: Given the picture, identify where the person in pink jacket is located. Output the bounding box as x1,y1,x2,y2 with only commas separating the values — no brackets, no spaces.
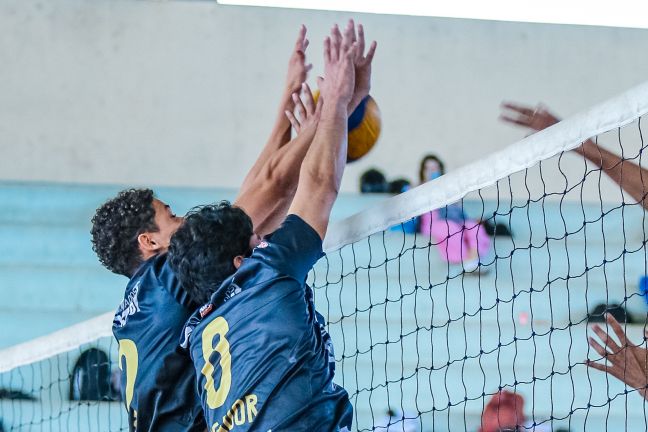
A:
418,154,491,272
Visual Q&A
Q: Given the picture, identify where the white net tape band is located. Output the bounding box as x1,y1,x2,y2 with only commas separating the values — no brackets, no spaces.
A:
0,311,114,373
323,80,648,252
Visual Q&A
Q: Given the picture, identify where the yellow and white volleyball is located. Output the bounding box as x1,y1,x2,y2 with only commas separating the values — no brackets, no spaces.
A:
312,91,382,162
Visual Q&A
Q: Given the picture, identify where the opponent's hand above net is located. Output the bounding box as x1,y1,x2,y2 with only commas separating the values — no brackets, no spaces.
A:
500,102,560,133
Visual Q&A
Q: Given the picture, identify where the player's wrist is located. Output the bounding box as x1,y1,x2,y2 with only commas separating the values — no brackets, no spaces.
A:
284,77,304,94
324,96,349,113
321,87,353,107
347,96,360,114
348,86,370,112
320,100,348,124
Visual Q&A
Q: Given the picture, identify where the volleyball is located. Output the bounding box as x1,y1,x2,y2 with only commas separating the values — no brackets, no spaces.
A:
347,95,381,162
312,91,381,162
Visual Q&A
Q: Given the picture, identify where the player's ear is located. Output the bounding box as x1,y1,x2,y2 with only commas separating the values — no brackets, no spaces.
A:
137,232,160,253
233,255,244,269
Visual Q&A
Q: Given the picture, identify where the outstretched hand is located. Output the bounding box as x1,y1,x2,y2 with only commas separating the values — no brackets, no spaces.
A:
285,25,313,94
500,102,560,133
319,24,357,108
338,20,377,112
285,83,321,135
587,313,648,400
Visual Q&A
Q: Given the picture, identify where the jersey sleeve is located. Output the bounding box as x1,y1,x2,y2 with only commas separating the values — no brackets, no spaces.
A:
250,214,324,282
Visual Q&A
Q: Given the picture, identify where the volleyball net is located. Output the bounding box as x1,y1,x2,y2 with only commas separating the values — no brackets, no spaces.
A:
2,81,648,431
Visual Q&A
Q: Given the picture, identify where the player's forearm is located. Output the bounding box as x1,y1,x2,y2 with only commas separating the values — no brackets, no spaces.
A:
286,101,348,239
252,125,318,236
640,387,648,401
578,141,648,208
267,119,317,186
272,86,298,147
238,89,294,197
303,101,349,194
348,86,370,115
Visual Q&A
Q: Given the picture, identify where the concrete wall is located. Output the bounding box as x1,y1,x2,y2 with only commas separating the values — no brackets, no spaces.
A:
1,0,648,196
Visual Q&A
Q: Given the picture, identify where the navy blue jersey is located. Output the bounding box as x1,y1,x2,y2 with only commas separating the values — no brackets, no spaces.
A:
112,254,206,432
181,215,352,432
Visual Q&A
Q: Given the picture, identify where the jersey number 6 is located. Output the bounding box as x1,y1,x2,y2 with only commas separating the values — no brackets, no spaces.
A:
201,316,232,409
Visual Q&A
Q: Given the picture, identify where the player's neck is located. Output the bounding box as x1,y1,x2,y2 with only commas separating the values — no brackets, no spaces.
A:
140,247,165,263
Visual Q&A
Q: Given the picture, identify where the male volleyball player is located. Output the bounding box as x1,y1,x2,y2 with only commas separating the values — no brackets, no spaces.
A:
169,23,375,430
91,27,319,431
500,102,648,209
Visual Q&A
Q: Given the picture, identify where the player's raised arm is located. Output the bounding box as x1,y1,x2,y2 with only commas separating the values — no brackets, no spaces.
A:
287,27,358,239
236,22,376,237
501,101,648,210
574,140,648,209
233,25,315,236
237,25,311,199
241,83,322,237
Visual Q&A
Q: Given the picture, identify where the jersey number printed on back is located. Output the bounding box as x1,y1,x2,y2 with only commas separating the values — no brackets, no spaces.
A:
201,316,232,409
118,339,139,428
201,317,260,432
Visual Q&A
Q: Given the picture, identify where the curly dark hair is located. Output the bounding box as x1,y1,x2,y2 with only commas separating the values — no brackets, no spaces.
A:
168,201,253,304
90,188,158,277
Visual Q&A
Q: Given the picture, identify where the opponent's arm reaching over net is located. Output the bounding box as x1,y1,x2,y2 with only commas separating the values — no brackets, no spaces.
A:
502,102,648,401
501,102,648,209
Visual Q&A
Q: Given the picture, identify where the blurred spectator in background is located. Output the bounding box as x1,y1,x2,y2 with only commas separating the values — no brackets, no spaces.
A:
419,154,445,184
480,389,555,431
418,154,492,272
388,178,418,233
480,390,525,432
360,168,389,193
389,178,412,194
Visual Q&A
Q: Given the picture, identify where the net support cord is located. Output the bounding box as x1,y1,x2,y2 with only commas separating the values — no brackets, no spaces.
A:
324,80,648,252
1,80,648,373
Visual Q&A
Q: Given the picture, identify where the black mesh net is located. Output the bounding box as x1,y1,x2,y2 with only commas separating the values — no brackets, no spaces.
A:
0,337,126,431
310,118,648,431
